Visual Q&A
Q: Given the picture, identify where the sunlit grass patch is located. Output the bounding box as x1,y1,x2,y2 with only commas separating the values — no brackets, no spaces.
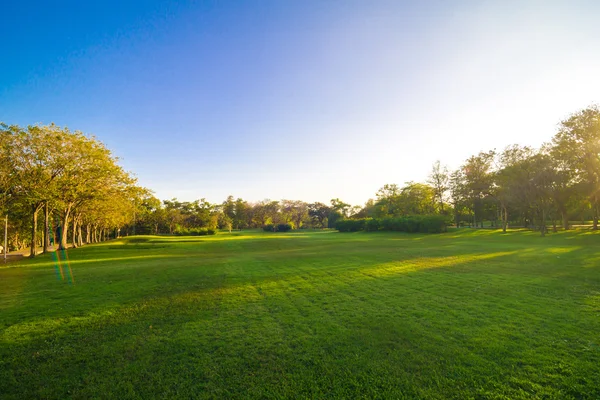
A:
1,229,599,399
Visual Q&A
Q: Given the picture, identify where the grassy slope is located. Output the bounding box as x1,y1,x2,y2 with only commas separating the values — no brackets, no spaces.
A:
0,230,599,399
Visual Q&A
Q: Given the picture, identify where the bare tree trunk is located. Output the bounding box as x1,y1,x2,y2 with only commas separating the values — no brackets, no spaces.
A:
560,208,569,230
58,206,71,250
77,224,83,247
502,205,508,233
72,216,78,248
30,204,39,257
58,208,71,250
540,209,546,237
43,202,50,253
85,224,91,244
593,200,598,230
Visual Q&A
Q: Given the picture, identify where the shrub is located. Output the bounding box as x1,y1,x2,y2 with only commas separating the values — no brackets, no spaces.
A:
335,219,367,232
418,215,448,233
336,216,448,234
263,224,275,232
277,223,292,232
263,224,292,232
364,218,380,232
174,227,217,236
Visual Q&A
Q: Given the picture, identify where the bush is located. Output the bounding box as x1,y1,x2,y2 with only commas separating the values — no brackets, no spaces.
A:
364,218,380,232
263,223,292,232
418,215,448,233
174,227,217,236
335,219,367,232
263,224,275,232
336,216,447,234
277,223,292,232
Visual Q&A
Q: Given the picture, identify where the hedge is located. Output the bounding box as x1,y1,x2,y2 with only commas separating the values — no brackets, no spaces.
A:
174,227,217,236
263,223,293,232
335,216,448,233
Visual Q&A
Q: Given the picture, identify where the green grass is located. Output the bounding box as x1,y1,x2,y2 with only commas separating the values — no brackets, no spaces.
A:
1,229,599,399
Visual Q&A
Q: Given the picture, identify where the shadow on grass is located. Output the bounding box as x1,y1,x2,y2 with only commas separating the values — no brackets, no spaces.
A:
1,238,599,398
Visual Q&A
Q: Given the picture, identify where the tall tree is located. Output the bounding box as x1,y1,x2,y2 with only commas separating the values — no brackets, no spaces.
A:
427,161,449,213
552,105,600,229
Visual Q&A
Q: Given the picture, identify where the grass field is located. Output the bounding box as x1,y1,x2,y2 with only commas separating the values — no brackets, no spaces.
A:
1,229,599,399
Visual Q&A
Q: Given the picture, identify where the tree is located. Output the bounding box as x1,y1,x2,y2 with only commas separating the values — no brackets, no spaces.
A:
233,198,250,229
308,202,331,228
373,184,400,217
281,200,309,229
398,182,436,215
462,150,495,227
552,105,600,229
427,160,449,213
494,145,535,232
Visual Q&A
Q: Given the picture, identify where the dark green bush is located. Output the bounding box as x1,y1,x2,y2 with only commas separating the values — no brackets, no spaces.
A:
174,227,217,236
263,224,275,232
263,223,292,232
336,216,447,234
335,219,367,232
364,218,380,232
277,223,292,232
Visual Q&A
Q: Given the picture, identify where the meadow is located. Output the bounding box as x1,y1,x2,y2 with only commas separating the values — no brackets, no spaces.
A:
1,229,599,399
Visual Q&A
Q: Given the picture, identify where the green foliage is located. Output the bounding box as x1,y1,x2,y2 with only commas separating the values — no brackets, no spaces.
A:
364,218,380,232
335,218,367,232
174,227,216,236
277,223,292,232
336,215,448,233
263,223,292,232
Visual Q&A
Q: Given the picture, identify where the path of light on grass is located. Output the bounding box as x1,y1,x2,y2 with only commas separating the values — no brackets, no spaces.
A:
0,251,514,343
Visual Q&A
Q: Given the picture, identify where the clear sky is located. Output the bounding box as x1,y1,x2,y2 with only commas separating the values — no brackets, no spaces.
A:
2,0,599,206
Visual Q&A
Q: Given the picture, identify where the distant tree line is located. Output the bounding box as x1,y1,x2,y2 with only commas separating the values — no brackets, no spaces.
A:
129,196,351,234
355,105,600,236
115,105,600,238
3,105,598,250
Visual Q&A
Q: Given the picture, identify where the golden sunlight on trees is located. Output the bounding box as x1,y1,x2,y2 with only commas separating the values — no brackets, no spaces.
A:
3,106,599,245
0,123,145,254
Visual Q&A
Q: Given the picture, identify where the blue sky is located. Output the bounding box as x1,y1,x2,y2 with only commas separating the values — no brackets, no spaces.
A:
2,1,600,206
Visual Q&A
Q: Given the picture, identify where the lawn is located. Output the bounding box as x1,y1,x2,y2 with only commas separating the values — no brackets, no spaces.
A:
1,229,599,399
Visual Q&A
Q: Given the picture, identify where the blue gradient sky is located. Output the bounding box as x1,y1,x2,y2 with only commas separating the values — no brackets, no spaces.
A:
2,1,600,206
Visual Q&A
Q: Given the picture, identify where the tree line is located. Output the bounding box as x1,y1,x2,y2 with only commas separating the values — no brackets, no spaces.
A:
130,196,352,234
0,123,145,255
133,106,599,237
360,105,600,236
2,105,598,250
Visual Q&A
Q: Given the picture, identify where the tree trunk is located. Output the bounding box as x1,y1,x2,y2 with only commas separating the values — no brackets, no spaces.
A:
540,209,546,237
454,207,460,228
502,205,508,233
43,202,50,253
85,224,91,244
593,201,599,230
561,208,569,230
77,224,83,247
30,204,39,257
72,216,78,248
59,206,72,250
